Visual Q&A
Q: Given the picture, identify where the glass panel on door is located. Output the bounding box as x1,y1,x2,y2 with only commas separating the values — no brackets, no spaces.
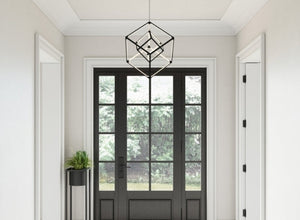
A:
98,76,116,192
185,76,202,192
126,76,174,192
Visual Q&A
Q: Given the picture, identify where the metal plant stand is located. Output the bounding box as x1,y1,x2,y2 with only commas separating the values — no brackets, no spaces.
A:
65,168,91,220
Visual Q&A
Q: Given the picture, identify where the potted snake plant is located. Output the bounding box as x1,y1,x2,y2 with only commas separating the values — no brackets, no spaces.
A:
65,151,92,186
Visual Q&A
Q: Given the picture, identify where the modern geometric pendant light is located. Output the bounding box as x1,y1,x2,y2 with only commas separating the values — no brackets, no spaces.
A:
125,0,175,78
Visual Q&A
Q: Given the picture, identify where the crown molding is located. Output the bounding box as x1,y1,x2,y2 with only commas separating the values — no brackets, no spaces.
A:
222,0,269,34
63,20,235,36
33,0,268,36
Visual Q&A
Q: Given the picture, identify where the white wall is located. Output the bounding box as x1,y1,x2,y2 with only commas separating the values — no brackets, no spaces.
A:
65,36,236,220
0,1,64,220
237,0,300,219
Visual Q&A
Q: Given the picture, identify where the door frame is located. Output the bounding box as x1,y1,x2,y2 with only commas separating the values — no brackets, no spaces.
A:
34,33,65,220
235,33,266,220
83,57,217,220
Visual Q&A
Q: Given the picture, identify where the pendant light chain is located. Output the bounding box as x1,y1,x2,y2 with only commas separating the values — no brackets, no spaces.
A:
148,0,151,21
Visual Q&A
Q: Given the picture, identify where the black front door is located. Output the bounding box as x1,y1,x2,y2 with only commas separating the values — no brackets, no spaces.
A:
94,68,206,220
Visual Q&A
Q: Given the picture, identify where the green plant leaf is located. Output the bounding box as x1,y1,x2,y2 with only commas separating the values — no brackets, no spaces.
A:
65,151,92,170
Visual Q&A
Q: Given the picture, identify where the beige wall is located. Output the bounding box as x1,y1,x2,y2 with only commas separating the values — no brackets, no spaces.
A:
237,0,300,219
0,0,64,219
65,36,236,220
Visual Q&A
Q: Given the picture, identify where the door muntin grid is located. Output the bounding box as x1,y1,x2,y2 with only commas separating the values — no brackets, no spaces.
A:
184,75,202,191
126,76,174,191
98,75,116,191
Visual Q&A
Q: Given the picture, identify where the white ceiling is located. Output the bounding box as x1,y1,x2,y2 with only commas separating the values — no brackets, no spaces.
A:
33,0,268,36
67,0,233,20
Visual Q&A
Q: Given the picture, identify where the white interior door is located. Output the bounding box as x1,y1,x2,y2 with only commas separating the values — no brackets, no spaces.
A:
41,63,63,220
40,63,63,220
35,34,65,220
244,63,264,220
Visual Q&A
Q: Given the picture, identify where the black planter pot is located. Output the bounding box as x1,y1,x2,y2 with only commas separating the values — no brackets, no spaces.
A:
69,169,87,186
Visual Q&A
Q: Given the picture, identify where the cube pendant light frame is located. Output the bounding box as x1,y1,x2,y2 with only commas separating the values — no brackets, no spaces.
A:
125,21,175,78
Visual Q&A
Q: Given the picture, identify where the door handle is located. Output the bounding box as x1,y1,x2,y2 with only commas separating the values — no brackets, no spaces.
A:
118,157,131,178
118,156,126,178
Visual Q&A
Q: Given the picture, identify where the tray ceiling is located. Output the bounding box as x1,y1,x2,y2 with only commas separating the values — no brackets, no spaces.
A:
33,0,269,36
67,0,233,20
